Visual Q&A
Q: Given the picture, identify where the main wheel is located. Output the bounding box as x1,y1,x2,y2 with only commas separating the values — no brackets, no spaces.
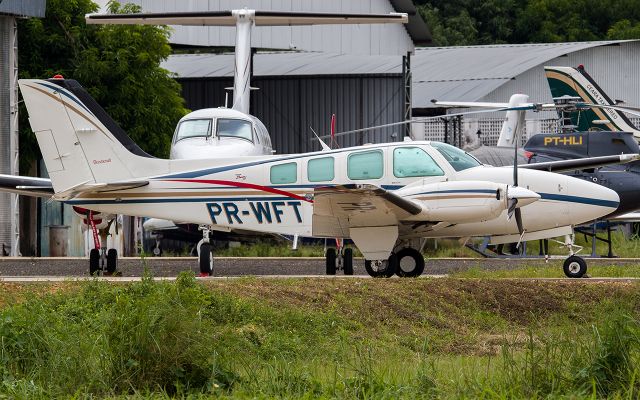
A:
106,248,118,275
364,254,397,278
563,256,587,278
343,248,353,275
199,243,213,276
326,248,337,275
395,248,425,278
89,248,100,276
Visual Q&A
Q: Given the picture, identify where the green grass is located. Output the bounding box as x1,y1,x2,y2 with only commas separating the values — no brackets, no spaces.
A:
450,263,640,278
0,275,639,398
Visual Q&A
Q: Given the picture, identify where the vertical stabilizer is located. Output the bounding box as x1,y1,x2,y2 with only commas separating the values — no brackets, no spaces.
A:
19,79,168,193
544,65,640,136
497,94,529,147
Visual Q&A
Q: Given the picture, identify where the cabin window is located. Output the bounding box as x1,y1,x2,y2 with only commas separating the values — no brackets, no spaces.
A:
393,147,444,178
431,142,481,172
270,162,297,184
308,157,335,182
175,119,211,141
348,150,383,180
217,119,253,142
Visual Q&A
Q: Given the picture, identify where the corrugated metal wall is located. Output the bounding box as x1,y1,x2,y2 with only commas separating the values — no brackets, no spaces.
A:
178,74,404,154
0,17,12,255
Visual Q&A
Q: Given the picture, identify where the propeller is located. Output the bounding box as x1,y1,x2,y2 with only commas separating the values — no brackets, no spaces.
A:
507,130,526,247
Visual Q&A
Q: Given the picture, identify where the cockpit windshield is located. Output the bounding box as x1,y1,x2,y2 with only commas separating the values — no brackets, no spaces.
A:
175,119,211,141
217,119,253,142
431,142,481,171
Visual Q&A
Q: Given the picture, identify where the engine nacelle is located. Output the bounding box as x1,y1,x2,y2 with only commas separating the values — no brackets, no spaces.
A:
398,180,509,224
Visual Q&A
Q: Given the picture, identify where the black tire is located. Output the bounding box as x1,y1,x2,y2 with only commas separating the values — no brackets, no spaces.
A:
343,248,353,275
364,254,397,278
326,248,337,275
563,255,587,278
106,248,118,274
395,248,425,278
384,254,398,278
199,243,213,276
89,248,100,276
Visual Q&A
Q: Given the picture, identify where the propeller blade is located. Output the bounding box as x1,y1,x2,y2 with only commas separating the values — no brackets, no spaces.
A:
580,103,640,118
515,208,524,235
515,208,526,249
507,198,517,220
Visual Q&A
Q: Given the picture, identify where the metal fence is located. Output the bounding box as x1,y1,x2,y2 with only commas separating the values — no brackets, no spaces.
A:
413,117,640,147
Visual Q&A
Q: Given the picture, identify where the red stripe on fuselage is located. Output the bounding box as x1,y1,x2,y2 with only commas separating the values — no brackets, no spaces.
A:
165,179,313,203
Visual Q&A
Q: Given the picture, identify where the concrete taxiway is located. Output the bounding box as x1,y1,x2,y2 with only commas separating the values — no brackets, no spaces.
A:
0,256,639,279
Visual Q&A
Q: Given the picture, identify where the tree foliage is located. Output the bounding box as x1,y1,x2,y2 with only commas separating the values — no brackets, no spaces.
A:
417,0,640,46
18,0,188,173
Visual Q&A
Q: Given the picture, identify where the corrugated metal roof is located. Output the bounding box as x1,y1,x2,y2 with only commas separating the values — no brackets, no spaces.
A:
163,40,638,108
163,52,403,78
0,0,46,17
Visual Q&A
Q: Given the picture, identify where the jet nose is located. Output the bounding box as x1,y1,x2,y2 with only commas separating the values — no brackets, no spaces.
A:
567,177,620,224
507,186,540,207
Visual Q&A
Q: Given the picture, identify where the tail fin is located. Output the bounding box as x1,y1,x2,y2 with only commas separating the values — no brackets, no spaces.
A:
497,94,528,148
18,78,167,193
544,65,640,135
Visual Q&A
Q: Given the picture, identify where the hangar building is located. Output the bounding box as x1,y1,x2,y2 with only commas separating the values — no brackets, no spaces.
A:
163,40,640,151
0,0,46,256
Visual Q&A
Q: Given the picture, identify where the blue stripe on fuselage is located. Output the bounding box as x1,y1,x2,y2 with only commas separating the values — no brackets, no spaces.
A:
538,192,618,208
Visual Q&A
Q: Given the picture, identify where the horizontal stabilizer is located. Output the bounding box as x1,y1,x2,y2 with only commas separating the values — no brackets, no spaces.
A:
0,174,54,197
86,10,408,26
53,180,149,200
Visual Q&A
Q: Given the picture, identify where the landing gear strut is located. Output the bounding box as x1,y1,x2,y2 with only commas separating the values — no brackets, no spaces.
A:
88,214,119,276
197,225,213,276
553,233,587,278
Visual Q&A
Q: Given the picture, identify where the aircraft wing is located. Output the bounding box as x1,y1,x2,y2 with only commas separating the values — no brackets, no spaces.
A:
520,154,640,173
311,184,422,237
0,174,54,197
86,11,408,26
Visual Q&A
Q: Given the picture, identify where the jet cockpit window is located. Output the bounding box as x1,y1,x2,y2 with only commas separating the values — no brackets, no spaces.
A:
217,119,253,142
175,119,211,141
393,147,444,178
348,150,384,180
431,143,481,172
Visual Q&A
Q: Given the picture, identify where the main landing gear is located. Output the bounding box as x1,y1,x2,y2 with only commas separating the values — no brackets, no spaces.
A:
364,247,425,278
325,242,354,275
88,218,119,276
197,225,214,277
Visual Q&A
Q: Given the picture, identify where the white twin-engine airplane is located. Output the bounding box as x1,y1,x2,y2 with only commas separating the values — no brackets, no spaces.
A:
19,72,627,279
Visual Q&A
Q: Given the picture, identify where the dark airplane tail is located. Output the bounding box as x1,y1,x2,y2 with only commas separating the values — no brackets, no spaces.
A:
544,65,639,136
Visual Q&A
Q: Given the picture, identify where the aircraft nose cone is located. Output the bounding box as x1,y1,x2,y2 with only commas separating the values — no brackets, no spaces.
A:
568,178,620,223
507,186,540,207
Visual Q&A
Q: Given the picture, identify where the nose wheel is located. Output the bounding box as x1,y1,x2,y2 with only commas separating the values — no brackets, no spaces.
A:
563,255,587,278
